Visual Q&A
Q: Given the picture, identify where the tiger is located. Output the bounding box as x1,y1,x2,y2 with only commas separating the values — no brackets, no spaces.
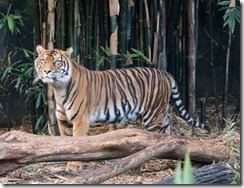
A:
34,45,210,173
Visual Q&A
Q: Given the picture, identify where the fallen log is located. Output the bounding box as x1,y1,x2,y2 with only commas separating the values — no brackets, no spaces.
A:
67,139,179,184
157,161,239,184
0,129,230,176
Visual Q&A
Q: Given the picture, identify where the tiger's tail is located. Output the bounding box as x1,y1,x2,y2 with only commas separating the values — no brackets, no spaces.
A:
170,78,211,133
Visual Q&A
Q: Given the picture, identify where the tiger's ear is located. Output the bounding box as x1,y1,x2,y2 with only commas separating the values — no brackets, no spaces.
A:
63,47,73,58
36,45,45,56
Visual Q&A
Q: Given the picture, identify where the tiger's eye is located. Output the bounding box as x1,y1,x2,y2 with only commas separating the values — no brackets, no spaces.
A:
55,59,62,65
40,58,45,64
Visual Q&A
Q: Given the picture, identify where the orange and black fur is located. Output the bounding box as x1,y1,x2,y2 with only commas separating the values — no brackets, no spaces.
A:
34,45,210,172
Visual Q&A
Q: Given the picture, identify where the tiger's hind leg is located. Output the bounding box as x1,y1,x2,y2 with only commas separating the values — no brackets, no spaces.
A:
142,112,165,133
142,107,171,134
160,115,171,134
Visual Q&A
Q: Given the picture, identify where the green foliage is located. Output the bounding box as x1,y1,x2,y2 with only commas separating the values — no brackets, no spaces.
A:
231,162,240,184
221,118,238,147
220,119,240,184
218,0,240,34
93,43,112,67
130,48,151,63
0,2,47,133
94,45,152,68
0,46,48,132
174,151,195,184
0,3,24,35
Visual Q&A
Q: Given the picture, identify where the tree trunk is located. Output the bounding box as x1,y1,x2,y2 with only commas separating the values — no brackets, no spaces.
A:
186,0,197,116
46,0,58,135
68,138,180,184
222,23,232,129
157,0,167,71
157,161,238,184
47,0,55,49
109,0,120,69
0,129,232,176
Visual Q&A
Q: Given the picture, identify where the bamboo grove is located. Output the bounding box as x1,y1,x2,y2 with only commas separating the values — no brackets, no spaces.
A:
33,0,198,112
24,0,239,132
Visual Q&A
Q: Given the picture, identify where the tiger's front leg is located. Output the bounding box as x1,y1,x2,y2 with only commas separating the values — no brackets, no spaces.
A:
66,117,90,173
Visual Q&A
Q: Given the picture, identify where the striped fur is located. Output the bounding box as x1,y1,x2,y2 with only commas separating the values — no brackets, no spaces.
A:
35,45,210,137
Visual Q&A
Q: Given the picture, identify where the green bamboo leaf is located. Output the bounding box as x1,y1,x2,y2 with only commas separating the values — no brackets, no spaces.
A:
100,46,106,52
234,15,240,23
219,6,233,11
231,18,235,33
23,49,30,58
131,48,144,56
35,92,42,109
1,67,12,81
18,17,24,26
19,83,25,95
183,152,194,184
234,9,240,19
25,67,34,77
6,3,12,15
97,58,104,66
130,53,140,58
41,91,47,105
7,15,15,34
35,115,44,130
16,27,20,34
218,1,231,6
223,18,230,28
0,22,5,30
13,15,22,19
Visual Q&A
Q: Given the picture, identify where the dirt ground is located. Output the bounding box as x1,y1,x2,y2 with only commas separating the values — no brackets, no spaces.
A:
0,94,240,184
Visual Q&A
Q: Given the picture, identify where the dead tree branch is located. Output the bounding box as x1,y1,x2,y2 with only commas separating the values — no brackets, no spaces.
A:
0,129,231,177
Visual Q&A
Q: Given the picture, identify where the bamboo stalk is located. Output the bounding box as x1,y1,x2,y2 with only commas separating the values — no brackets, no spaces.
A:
73,0,79,61
89,0,96,70
200,97,206,124
231,98,240,123
78,0,86,66
56,0,66,49
138,0,144,67
94,0,99,70
143,0,151,64
47,0,58,135
180,0,187,108
118,0,127,68
125,0,134,67
101,0,110,70
84,1,91,67
109,0,120,69
157,0,167,71
207,2,220,127
126,0,134,50
186,0,196,116
222,23,232,129
47,0,55,49
30,0,41,133
61,0,66,49
67,0,74,48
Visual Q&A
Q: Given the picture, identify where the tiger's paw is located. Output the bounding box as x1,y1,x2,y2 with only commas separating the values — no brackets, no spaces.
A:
66,162,83,174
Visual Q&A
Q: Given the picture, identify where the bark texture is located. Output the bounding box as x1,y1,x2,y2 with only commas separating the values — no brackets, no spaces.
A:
0,129,231,177
157,161,238,184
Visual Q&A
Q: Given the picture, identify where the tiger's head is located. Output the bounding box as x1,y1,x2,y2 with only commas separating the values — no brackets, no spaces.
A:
34,45,73,86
